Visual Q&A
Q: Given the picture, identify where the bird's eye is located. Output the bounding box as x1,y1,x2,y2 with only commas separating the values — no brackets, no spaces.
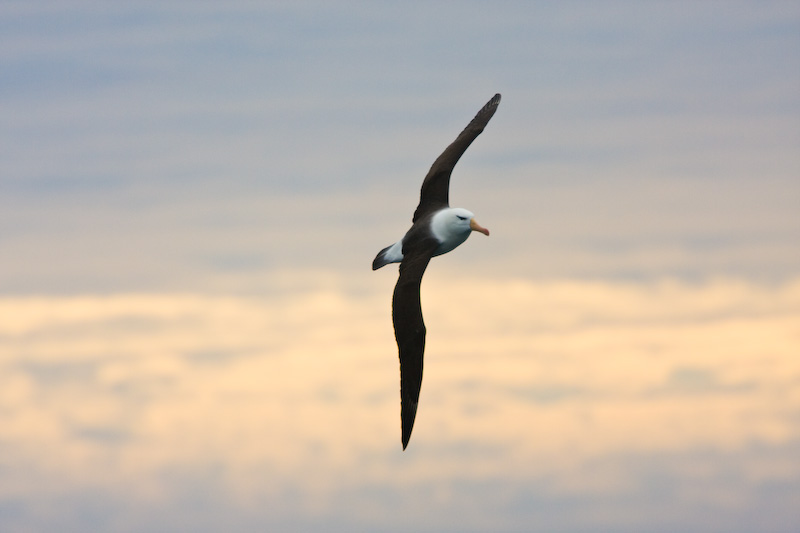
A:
456,215,467,221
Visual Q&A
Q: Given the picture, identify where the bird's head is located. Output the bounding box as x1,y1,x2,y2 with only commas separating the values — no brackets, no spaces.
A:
449,208,490,236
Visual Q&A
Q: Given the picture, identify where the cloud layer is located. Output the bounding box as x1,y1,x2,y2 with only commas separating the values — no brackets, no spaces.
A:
1,275,798,531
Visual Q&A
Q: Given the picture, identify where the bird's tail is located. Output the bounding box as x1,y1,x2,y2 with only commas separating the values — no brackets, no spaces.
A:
372,241,403,270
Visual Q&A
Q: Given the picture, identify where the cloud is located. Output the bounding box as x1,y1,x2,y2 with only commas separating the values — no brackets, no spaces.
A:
0,275,798,531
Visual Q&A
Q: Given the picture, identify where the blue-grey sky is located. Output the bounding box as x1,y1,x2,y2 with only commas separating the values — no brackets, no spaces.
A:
2,0,798,293
1,2,799,532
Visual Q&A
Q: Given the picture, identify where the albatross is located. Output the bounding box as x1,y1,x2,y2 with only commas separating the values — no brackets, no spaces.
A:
372,93,501,449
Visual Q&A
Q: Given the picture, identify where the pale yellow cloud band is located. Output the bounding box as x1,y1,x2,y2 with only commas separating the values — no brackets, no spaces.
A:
0,276,798,503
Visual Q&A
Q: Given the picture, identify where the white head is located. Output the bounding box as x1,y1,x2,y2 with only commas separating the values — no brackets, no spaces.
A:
430,208,490,250
447,207,489,235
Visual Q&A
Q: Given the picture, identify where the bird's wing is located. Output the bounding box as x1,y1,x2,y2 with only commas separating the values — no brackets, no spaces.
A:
392,237,437,449
412,93,501,222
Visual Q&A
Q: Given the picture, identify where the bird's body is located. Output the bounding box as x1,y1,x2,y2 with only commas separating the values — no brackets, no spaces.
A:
372,207,489,269
373,93,501,449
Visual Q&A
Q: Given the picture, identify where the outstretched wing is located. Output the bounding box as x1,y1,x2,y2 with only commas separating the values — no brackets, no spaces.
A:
392,237,437,449
413,93,501,222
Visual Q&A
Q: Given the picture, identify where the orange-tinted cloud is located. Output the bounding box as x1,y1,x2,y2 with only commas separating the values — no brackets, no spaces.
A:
1,275,798,528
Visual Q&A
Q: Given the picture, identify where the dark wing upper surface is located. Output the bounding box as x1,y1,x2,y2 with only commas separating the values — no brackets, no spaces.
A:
392,234,438,449
412,93,501,222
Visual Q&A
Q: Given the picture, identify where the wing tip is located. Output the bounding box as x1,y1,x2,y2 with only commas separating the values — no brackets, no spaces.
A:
469,93,502,129
401,399,419,450
401,423,413,450
484,93,501,110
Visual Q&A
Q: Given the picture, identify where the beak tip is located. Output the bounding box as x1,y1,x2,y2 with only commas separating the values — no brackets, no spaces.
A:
469,218,490,236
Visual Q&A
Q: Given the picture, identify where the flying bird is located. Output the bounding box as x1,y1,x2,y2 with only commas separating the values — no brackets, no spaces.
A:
372,93,501,449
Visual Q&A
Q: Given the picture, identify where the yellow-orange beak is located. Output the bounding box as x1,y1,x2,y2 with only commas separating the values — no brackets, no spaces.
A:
469,218,490,236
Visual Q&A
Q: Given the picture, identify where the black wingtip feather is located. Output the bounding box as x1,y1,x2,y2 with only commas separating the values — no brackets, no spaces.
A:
481,93,501,115
481,93,501,119
401,398,418,450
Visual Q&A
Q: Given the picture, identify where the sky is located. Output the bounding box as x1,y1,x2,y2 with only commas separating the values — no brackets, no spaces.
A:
1,1,799,532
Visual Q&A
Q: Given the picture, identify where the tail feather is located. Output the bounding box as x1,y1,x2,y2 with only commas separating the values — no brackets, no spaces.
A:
372,244,393,270
372,241,402,270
